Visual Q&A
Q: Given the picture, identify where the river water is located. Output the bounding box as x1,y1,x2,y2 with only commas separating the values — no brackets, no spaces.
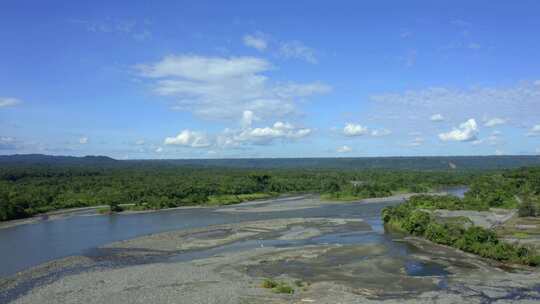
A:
0,188,467,278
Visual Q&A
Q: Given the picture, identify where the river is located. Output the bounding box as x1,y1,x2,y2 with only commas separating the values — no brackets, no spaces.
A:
0,188,467,278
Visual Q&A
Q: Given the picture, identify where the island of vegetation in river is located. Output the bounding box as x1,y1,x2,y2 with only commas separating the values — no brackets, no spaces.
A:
382,167,540,266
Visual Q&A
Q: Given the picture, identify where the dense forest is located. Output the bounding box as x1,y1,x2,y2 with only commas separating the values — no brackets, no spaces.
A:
0,162,472,221
1,154,539,222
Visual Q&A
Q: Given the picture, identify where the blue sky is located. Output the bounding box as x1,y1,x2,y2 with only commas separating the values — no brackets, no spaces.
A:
1,1,540,159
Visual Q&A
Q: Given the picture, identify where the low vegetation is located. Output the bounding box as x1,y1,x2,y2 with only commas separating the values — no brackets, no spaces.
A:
383,204,540,265
261,279,295,294
382,167,540,266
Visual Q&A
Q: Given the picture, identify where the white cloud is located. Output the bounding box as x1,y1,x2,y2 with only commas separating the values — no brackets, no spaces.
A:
370,81,540,126
79,137,89,144
0,97,21,108
164,130,211,148
243,33,267,51
484,117,507,127
137,55,270,80
164,121,311,149
337,145,352,153
231,121,312,145
0,136,17,150
527,124,540,137
343,123,368,137
136,55,330,120
279,41,318,64
430,114,444,122
240,110,256,128
439,119,479,142
370,129,391,137
155,147,163,153
135,139,145,145
495,149,504,156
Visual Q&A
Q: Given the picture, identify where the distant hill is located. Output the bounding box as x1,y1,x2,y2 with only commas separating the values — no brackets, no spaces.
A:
140,156,540,170
1,154,540,170
0,154,118,166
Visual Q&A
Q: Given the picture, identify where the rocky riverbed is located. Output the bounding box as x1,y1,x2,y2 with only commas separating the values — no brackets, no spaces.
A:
2,214,540,304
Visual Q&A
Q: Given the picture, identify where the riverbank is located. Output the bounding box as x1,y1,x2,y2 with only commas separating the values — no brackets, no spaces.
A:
0,193,280,230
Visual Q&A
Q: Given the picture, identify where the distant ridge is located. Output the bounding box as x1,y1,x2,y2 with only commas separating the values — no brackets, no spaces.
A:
1,154,540,170
141,155,540,170
0,154,117,166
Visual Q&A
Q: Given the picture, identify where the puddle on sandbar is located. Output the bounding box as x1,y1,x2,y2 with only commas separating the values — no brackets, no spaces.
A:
245,244,449,296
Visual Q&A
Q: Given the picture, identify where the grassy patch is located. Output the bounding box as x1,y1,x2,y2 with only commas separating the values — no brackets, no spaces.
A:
320,193,363,201
97,207,110,214
261,279,294,294
206,192,277,206
512,232,530,239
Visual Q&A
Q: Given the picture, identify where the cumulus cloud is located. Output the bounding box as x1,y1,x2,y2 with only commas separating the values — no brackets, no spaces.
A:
343,123,368,136
430,114,444,122
484,117,507,127
0,97,21,108
79,137,89,144
279,41,318,64
342,124,390,138
155,147,163,153
230,121,312,145
243,33,267,51
136,55,330,120
527,124,540,137
164,130,211,148
439,119,479,142
165,121,311,149
336,145,352,153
